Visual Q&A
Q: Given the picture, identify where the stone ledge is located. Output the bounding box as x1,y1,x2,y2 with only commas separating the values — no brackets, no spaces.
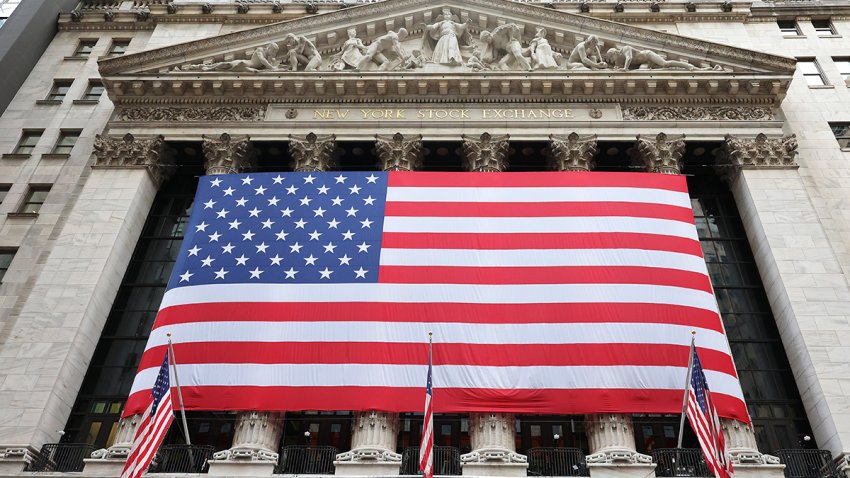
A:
334,460,402,476
6,212,38,219
207,459,276,476
35,100,63,106
2,153,31,160
461,462,529,477
73,99,102,105
63,56,90,61
587,462,656,478
41,154,71,160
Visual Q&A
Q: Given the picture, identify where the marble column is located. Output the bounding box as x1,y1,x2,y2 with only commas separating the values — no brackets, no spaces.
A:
584,414,652,465
458,133,526,476
549,132,598,172
633,132,687,174
288,132,337,172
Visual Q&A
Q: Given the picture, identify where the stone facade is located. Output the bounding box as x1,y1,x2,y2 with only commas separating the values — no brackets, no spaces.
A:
0,1,849,478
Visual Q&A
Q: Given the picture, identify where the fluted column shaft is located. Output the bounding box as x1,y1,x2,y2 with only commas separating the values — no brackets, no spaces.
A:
584,414,651,464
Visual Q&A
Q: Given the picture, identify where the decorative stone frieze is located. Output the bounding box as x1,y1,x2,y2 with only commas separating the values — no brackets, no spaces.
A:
212,411,284,462
336,412,402,462
633,132,686,174
549,133,598,172
289,132,337,172
93,133,175,187
202,133,256,175
585,414,652,464
90,414,141,459
721,419,780,465
720,133,799,168
116,106,265,123
461,413,527,464
375,133,424,171
623,106,775,121
462,133,510,172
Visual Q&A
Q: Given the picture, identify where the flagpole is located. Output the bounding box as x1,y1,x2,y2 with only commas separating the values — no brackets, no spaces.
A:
166,333,193,447
677,331,697,449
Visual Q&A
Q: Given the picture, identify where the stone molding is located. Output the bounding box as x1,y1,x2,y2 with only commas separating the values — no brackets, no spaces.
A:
202,133,257,175
288,132,337,172
116,106,265,122
585,414,652,464
92,133,175,187
623,105,775,121
212,411,284,461
461,413,527,464
336,411,402,462
375,133,424,171
549,133,598,171
462,133,510,172
721,419,780,466
633,132,686,174
720,133,799,169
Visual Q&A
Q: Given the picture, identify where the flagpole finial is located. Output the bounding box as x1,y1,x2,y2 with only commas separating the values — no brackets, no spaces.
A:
691,330,696,336
428,331,433,337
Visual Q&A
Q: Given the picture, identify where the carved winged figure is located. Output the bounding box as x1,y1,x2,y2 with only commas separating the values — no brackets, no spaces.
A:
480,23,531,70
420,7,472,66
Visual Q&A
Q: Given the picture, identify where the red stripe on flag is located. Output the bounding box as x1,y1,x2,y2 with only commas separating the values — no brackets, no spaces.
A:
378,265,713,291
386,171,688,191
380,232,703,255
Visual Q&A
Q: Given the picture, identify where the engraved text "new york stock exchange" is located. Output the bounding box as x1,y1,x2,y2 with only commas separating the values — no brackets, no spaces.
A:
312,108,576,121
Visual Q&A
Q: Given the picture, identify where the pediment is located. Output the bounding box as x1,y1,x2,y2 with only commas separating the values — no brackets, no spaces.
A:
98,0,796,104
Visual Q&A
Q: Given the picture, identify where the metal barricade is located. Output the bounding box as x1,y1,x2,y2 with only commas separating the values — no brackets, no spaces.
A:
401,446,462,476
774,449,841,478
276,445,339,474
651,449,712,477
25,443,94,473
153,444,215,473
527,447,588,476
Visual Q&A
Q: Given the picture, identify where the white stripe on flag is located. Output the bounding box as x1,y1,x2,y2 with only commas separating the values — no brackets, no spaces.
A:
385,186,692,207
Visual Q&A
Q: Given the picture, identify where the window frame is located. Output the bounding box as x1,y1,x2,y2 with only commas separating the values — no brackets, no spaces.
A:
0,248,16,283
73,39,98,57
107,39,130,56
829,123,850,150
81,80,104,101
46,80,73,102
52,130,82,155
832,57,850,83
777,19,801,37
812,19,837,37
0,184,10,205
17,184,51,214
797,58,829,87
12,130,43,155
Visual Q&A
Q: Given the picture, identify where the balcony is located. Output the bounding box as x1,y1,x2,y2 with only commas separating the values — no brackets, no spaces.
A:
651,449,712,477
527,447,588,476
401,446,462,475
275,445,339,474
151,444,215,473
25,443,94,473
774,449,842,478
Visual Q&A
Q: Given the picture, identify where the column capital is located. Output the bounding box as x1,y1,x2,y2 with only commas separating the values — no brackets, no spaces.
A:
549,133,598,172
93,133,175,187
288,132,337,172
202,133,256,175
633,132,686,175
720,133,799,169
462,133,510,172
721,419,780,465
375,133,424,171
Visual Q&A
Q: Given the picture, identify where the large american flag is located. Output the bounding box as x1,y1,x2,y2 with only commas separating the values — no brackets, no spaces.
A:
126,171,747,421
687,348,734,478
122,353,174,478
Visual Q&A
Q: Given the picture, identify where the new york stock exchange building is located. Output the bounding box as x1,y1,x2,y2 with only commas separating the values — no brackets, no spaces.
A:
1,0,850,478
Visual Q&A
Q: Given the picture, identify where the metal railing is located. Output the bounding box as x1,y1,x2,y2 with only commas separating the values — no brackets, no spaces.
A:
152,444,215,473
652,449,712,477
401,446,462,476
774,449,841,478
275,445,339,474
25,443,94,473
527,447,588,476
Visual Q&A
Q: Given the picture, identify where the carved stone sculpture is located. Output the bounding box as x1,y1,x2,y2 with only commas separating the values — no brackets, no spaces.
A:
178,43,281,72
461,413,527,464
462,133,510,172
480,23,531,71
420,7,472,66
633,132,686,174
336,412,402,462
289,132,337,171
375,133,424,171
93,133,174,187
202,133,256,175
605,45,721,71
356,28,409,71
530,27,560,70
281,33,322,71
330,28,367,71
397,50,424,70
721,133,798,168
566,35,607,70
549,133,598,171
585,414,652,464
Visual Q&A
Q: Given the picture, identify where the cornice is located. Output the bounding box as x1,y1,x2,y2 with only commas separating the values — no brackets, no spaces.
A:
97,0,796,76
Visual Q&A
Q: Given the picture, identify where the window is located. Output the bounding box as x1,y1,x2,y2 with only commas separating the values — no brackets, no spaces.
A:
833,58,850,82
0,184,10,204
46,80,73,101
18,185,51,214
812,19,836,36
108,39,130,55
777,20,800,36
830,123,850,149
82,81,104,101
798,59,827,86
74,40,97,57
12,130,42,155
52,130,81,155
0,249,15,283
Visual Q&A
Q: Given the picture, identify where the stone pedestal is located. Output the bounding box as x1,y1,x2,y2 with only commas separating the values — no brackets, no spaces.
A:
840,456,850,478
82,458,125,477
721,419,780,465
585,414,652,465
461,413,527,476
733,463,787,478
335,411,402,475
208,411,283,474
90,414,142,460
587,462,657,478
0,447,34,475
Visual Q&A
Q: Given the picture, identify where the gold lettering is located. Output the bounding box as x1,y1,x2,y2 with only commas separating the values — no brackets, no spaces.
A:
527,110,537,119
461,109,470,119
361,109,371,119
540,109,551,119
551,109,563,118
564,109,574,118
314,109,330,119
336,109,349,119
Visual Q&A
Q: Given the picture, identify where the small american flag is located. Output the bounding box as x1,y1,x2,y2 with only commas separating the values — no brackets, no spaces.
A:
121,353,174,478
687,347,734,478
419,339,434,478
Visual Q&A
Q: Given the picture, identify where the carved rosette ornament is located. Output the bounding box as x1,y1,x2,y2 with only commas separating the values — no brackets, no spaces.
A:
461,413,527,464
288,133,337,172
90,415,141,459
549,133,598,172
202,133,256,175
336,412,403,462
584,414,652,465
462,133,510,172
213,412,284,461
375,133,424,171
92,133,175,187
721,419,780,465
633,133,686,175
